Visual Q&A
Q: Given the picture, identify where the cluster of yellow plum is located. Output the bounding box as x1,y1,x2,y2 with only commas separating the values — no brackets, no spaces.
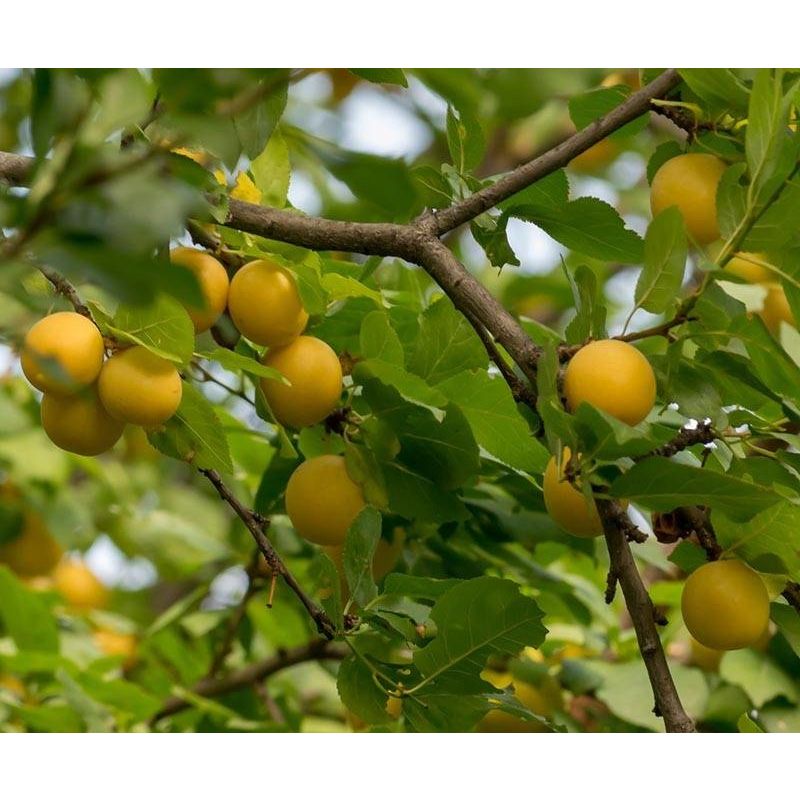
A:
172,247,345,430
650,153,793,332
21,311,182,456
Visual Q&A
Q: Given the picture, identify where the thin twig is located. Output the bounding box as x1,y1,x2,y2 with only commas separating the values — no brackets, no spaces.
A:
200,468,336,640
153,639,347,722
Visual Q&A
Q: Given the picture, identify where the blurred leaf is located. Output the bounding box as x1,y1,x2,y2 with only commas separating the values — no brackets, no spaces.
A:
720,649,798,707
564,264,607,344
0,567,59,653
350,69,407,87
251,128,290,208
234,74,289,159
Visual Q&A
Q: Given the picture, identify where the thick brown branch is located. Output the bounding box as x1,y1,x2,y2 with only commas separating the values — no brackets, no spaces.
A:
200,468,336,640
597,499,695,732
431,69,682,234
153,639,347,722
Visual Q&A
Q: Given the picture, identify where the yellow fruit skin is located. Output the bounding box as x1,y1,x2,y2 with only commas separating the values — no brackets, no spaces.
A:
98,347,182,427
478,667,562,732
21,312,104,395
569,139,618,173
52,559,109,610
651,153,727,245
681,560,769,650
543,448,603,538
0,674,26,699
385,695,403,720
689,637,723,672
0,508,62,577
285,455,366,546
41,388,125,456
721,251,771,283
760,283,794,333
228,259,308,347
93,629,137,667
170,247,230,333
563,339,656,426
260,336,342,428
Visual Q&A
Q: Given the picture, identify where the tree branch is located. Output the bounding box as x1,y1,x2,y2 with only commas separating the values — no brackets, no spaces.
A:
200,468,337,640
153,639,347,722
431,69,682,234
597,499,695,732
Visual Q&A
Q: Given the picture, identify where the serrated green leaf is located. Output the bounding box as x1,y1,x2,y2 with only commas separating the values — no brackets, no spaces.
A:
611,458,781,521
413,577,546,694
251,128,290,208
343,507,381,608
148,383,233,473
636,206,688,314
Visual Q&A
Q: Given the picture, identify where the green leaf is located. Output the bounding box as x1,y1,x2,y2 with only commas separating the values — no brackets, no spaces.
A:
106,294,195,365
498,170,568,212
254,453,300,514
343,507,381,608
16,704,84,733
383,574,461,600
359,311,404,366
569,85,647,140
437,370,548,473
611,458,781,521
321,273,383,305
408,298,488,384
233,73,289,159
511,197,644,263
148,383,234,473
0,566,59,653
353,360,446,409
251,128,290,208
720,649,798,707
636,206,688,314
349,68,408,88
564,264,607,344
680,69,750,114
771,603,800,658
289,254,328,316
470,214,520,269
446,105,486,173
381,461,469,524
574,404,672,461
197,347,286,382
337,656,392,725
714,502,800,576
592,659,709,731
746,70,797,200
413,576,546,694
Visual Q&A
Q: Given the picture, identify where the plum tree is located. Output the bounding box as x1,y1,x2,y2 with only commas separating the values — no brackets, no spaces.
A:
285,455,365,546
650,153,727,244
681,559,770,650
227,258,308,347
41,388,125,455
170,247,230,333
98,346,182,427
21,312,104,395
563,339,656,425
260,336,342,428
542,448,603,538
52,558,109,610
